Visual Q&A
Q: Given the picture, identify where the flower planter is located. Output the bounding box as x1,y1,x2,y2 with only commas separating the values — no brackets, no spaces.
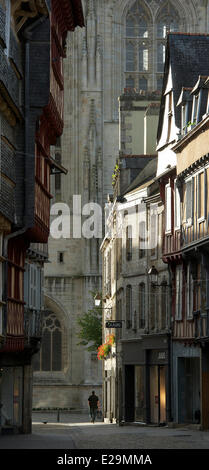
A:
97,334,115,360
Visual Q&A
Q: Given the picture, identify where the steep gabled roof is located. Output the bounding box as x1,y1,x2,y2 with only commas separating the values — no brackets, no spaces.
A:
125,158,157,194
157,33,209,144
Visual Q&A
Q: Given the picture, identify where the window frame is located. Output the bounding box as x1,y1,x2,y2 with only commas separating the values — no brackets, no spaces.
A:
165,183,172,234
58,251,64,263
185,177,194,227
126,284,132,329
126,225,132,261
150,207,158,259
175,265,182,321
174,180,181,230
124,2,180,91
181,103,189,135
33,312,63,372
139,282,145,329
186,264,194,320
191,92,201,125
197,169,207,223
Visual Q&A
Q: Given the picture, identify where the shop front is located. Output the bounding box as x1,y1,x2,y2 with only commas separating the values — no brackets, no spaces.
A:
122,334,171,425
0,366,23,431
172,342,201,425
148,350,168,424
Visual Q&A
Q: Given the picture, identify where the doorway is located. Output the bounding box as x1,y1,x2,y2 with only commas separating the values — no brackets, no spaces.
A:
135,366,145,422
150,365,166,424
125,365,135,422
178,357,200,423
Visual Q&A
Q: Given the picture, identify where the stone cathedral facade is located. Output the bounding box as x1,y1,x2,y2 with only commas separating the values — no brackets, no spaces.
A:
32,0,209,411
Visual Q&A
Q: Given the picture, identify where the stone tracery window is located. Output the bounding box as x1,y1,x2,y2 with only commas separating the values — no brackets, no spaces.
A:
125,0,180,91
33,311,63,372
156,2,179,78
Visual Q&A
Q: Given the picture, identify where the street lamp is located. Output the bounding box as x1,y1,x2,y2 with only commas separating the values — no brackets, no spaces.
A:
94,293,102,307
148,265,159,285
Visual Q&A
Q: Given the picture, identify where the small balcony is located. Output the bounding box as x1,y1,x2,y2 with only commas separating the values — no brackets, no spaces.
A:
163,230,181,257
27,243,48,261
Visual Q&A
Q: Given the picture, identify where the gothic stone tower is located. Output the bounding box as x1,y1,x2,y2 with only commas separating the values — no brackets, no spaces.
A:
33,0,209,411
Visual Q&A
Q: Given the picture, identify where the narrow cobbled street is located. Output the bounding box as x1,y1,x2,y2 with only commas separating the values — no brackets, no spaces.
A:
0,412,209,450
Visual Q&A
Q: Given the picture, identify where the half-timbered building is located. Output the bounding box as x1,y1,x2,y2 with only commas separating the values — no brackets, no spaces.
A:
0,0,84,434
157,33,209,428
173,74,209,429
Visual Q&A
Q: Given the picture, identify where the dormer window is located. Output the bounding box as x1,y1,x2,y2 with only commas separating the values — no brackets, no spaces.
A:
177,87,193,136
207,91,209,114
167,91,173,143
181,104,188,135
192,94,200,125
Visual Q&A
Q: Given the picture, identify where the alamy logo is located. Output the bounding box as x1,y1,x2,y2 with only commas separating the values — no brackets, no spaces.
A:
50,196,158,250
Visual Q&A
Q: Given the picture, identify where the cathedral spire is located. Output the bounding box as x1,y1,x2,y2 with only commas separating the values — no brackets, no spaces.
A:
87,0,95,18
81,34,87,89
86,0,96,85
96,35,102,88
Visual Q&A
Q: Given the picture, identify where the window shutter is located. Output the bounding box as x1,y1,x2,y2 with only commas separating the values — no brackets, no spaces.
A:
36,267,41,310
186,181,191,220
166,185,172,232
29,265,33,309
33,267,37,308
175,267,182,320
174,182,181,229
186,179,194,223
40,268,44,309
150,208,158,252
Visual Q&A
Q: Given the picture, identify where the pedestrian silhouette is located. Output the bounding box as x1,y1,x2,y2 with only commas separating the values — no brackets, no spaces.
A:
88,390,99,423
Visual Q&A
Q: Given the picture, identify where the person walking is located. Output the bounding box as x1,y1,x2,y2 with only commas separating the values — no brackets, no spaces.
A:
88,390,99,423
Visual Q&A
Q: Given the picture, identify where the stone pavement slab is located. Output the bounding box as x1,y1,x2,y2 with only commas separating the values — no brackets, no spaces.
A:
0,413,209,450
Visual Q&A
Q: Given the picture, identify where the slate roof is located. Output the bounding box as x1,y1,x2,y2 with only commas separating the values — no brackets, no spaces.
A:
157,33,209,143
125,158,158,194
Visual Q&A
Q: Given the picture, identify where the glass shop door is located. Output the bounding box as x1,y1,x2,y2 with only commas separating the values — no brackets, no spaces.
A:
150,365,166,424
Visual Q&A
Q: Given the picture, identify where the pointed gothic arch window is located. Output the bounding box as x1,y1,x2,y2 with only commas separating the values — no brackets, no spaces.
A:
126,42,135,71
139,77,147,91
33,311,63,372
125,1,181,91
126,16,135,37
125,1,151,89
156,3,180,78
139,45,148,71
157,43,166,72
126,284,132,328
126,75,135,88
138,18,148,38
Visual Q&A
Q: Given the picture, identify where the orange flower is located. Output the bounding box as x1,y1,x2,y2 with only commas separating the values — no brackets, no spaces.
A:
106,334,115,345
97,342,111,360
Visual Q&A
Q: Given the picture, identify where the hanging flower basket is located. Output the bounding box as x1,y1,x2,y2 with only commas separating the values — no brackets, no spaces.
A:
97,334,115,360
97,343,111,360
